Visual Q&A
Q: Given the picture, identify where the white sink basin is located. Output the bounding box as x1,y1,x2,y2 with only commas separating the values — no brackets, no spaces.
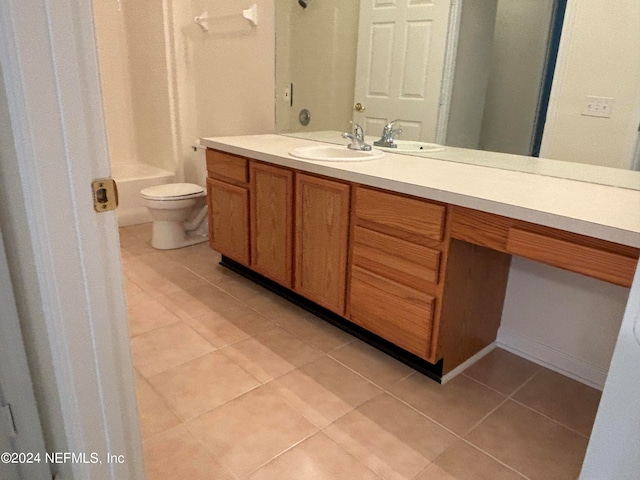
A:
289,145,384,162
376,140,445,153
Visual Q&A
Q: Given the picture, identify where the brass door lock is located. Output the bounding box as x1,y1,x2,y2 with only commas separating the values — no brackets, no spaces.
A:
92,178,118,212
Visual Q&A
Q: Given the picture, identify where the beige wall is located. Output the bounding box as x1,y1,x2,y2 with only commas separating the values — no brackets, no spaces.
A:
171,0,275,183
541,1,640,169
275,0,359,133
188,0,275,137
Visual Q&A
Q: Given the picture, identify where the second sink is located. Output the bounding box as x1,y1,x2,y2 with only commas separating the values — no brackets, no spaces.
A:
377,141,445,153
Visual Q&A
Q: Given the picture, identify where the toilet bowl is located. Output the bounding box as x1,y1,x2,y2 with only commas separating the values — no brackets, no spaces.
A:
141,183,208,250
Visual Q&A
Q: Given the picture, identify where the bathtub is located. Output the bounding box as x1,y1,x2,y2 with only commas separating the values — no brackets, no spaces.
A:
111,163,175,226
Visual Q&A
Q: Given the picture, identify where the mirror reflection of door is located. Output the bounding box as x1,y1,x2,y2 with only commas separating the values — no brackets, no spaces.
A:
353,0,453,142
352,0,566,156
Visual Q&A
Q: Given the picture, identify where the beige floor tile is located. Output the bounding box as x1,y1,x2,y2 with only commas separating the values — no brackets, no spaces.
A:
221,326,324,383
125,222,153,240
130,322,214,378
272,356,382,428
466,400,589,480
215,299,277,336
158,284,238,320
248,432,382,480
161,285,275,338
123,277,145,299
143,424,235,480
429,441,526,480
274,309,353,352
147,351,260,421
389,373,506,435
119,227,156,257
127,291,180,337
324,394,457,480
463,348,540,396
187,384,317,479
163,241,220,265
330,340,414,389
165,244,228,284
242,288,307,319
183,312,252,347
214,270,271,302
512,369,601,436
126,252,209,296
133,370,181,440
416,464,458,480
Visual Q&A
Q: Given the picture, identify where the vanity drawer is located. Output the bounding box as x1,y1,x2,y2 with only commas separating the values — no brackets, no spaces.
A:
352,226,441,289
206,149,249,185
354,186,445,243
349,266,434,359
506,228,638,287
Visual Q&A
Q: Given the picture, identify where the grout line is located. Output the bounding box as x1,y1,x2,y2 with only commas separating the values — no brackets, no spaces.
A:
508,396,592,439
508,369,541,399
457,439,534,480
243,430,319,478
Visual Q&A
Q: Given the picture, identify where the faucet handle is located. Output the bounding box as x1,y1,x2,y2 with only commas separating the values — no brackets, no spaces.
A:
385,119,401,131
349,121,365,139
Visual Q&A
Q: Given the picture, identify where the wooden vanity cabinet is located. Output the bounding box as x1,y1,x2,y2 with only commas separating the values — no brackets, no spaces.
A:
294,173,350,315
206,147,639,380
250,162,293,287
206,150,250,265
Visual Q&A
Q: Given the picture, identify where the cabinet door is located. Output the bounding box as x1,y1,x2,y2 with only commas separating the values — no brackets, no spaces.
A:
250,162,293,287
295,173,350,314
207,178,250,265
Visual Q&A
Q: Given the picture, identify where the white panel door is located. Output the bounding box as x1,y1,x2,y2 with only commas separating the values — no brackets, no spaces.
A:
353,0,452,141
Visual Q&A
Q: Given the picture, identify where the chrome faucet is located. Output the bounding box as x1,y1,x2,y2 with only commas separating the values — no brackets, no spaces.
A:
373,120,402,148
342,123,372,151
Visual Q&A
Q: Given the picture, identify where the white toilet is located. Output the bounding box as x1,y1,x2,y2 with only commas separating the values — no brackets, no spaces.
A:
140,183,208,250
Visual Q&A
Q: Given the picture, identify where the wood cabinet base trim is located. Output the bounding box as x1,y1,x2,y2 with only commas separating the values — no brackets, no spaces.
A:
220,255,444,382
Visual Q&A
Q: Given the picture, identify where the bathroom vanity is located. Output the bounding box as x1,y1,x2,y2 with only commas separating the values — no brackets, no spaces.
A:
201,134,640,381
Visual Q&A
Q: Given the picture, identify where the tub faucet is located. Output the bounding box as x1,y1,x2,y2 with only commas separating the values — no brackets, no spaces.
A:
342,123,372,151
373,120,402,148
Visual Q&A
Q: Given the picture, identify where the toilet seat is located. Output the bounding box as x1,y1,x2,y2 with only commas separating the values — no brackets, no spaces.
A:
141,183,205,201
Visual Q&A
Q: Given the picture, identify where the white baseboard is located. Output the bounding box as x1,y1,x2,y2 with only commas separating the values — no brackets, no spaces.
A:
497,328,607,390
440,342,497,384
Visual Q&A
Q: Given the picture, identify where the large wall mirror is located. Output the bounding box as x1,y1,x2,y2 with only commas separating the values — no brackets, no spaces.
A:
275,0,640,190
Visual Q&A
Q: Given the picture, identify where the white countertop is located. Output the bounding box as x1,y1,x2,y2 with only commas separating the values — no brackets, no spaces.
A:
201,134,640,248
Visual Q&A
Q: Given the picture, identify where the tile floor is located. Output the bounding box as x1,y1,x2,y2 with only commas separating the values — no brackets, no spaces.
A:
120,224,601,480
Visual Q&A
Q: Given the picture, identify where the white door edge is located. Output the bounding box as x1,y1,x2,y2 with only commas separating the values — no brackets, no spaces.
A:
0,0,144,479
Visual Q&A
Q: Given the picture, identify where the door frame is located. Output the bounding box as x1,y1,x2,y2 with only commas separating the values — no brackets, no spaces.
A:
0,0,144,479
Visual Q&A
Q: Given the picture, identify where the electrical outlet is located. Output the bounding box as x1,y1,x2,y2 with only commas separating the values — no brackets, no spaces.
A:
583,96,614,118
